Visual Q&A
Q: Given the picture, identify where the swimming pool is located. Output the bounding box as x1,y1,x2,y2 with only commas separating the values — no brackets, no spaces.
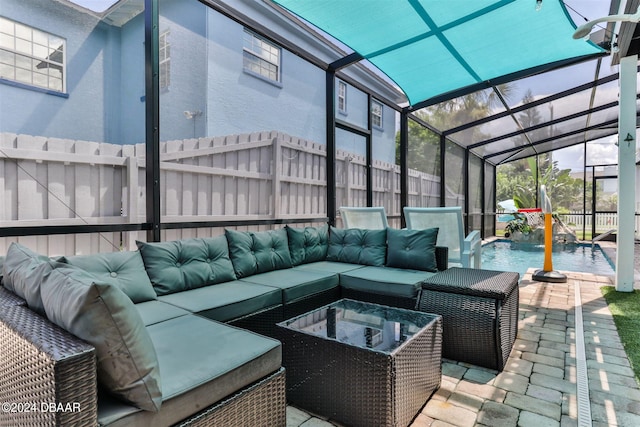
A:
481,240,615,277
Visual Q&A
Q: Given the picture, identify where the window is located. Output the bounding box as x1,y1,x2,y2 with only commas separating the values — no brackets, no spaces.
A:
371,100,383,129
338,81,347,113
159,30,170,90
243,29,280,83
0,17,65,93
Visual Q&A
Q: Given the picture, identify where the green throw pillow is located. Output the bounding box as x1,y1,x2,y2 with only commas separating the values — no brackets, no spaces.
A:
285,225,329,265
40,264,162,412
137,236,237,296
2,243,53,315
225,228,293,278
386,227,439,272
326,227,387,266
63,251,157,303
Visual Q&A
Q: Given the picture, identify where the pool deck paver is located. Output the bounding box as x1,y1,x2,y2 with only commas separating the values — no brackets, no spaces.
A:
286,266,640,427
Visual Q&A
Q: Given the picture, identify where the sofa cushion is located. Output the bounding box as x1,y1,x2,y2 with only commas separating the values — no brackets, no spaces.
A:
96,315,282,427
286,225,329,265
63,251,157,303
386,227,439,272
158,280,281,322
137,236,237,295
294,260,365,274
326,227,387,266
2,243,53,315
339,266,436,298
240,268,339,303
40,265,162,412
134,300,191,327
225,228,292,278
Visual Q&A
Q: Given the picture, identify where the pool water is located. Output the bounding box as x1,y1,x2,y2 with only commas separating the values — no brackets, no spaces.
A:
481,240,615,278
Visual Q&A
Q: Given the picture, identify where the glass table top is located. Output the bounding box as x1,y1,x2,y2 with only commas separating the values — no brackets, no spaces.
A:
279,299,438,354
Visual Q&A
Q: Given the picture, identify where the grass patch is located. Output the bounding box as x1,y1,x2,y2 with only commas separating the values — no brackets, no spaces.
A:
601,286,640,384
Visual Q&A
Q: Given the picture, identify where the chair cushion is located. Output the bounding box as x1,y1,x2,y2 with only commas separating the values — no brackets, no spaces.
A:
326,227,387,266
339,266,436,298
225,228,292,278
134,300,191,327
1,243,53,315
40,264,162,412
239,268,339,303
63,251,157,303
386,227,439,272
137,236,236,295
294,261,365,274
286,225,329,265
158,280,281,322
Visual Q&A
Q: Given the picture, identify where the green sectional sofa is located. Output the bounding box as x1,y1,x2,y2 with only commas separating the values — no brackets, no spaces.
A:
0,224,446,427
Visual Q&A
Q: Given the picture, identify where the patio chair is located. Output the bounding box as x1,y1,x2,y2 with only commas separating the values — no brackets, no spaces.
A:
339,206,389,229
403,206,481,268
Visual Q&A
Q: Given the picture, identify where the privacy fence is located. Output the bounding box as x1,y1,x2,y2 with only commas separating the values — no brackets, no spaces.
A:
0,131,445,256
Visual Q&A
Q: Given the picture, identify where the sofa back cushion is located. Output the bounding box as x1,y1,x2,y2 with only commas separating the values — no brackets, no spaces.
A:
137,236,236,296
63,251,157,303
386,227,439,272
225,228,292,278
40,264,162,412
286,225,329,265
2,243,53,315
326,227,387,266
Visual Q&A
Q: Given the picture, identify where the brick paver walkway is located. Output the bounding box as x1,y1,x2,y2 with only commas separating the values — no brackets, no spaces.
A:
286,269,640,427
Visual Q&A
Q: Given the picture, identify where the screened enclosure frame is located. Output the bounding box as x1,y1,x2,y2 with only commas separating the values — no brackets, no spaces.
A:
0,0,636,244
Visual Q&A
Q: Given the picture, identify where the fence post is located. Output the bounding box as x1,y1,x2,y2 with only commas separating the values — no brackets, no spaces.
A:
123,152,139,250
389,165,397,216
272,135,282,218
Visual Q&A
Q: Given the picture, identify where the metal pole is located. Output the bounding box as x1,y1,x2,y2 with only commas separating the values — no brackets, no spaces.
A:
400,110,408,227
615,54,637,292
144,0,161,242
326,70,337,226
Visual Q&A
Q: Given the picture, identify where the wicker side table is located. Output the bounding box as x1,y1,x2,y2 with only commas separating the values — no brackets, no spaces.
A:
278,299,442,427
417,267,519,371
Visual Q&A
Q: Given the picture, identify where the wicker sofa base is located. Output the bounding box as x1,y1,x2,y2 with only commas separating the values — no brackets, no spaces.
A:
177,367,286,427
0,305,98,427
341,287,417,309
227,304,284,338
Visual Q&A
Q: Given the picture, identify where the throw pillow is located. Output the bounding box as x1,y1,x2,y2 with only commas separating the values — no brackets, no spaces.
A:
63,251,157,303
2,242,52,315
326,227,387,266
136,236,237,296
285,225,329,265
41,264,162,412
225,228,293,278
386,227,439,272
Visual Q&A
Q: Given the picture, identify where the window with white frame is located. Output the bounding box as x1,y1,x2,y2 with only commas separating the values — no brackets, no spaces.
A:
159,30,170,90
371,100,383,129
0,16,65,93
338,81,347,113
243,29,280,83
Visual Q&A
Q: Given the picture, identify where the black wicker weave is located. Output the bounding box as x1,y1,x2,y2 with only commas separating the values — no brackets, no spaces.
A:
340,287,417,309
417,267,519,371
278,299,442,427
282,287,341,320
227,304,284,338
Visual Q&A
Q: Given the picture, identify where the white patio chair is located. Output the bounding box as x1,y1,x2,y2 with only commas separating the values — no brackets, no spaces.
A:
403,206,481,268
339,206,389,229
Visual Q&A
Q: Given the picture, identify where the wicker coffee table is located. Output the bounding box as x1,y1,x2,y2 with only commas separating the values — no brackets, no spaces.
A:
417,267,519,371
277,299,442,427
